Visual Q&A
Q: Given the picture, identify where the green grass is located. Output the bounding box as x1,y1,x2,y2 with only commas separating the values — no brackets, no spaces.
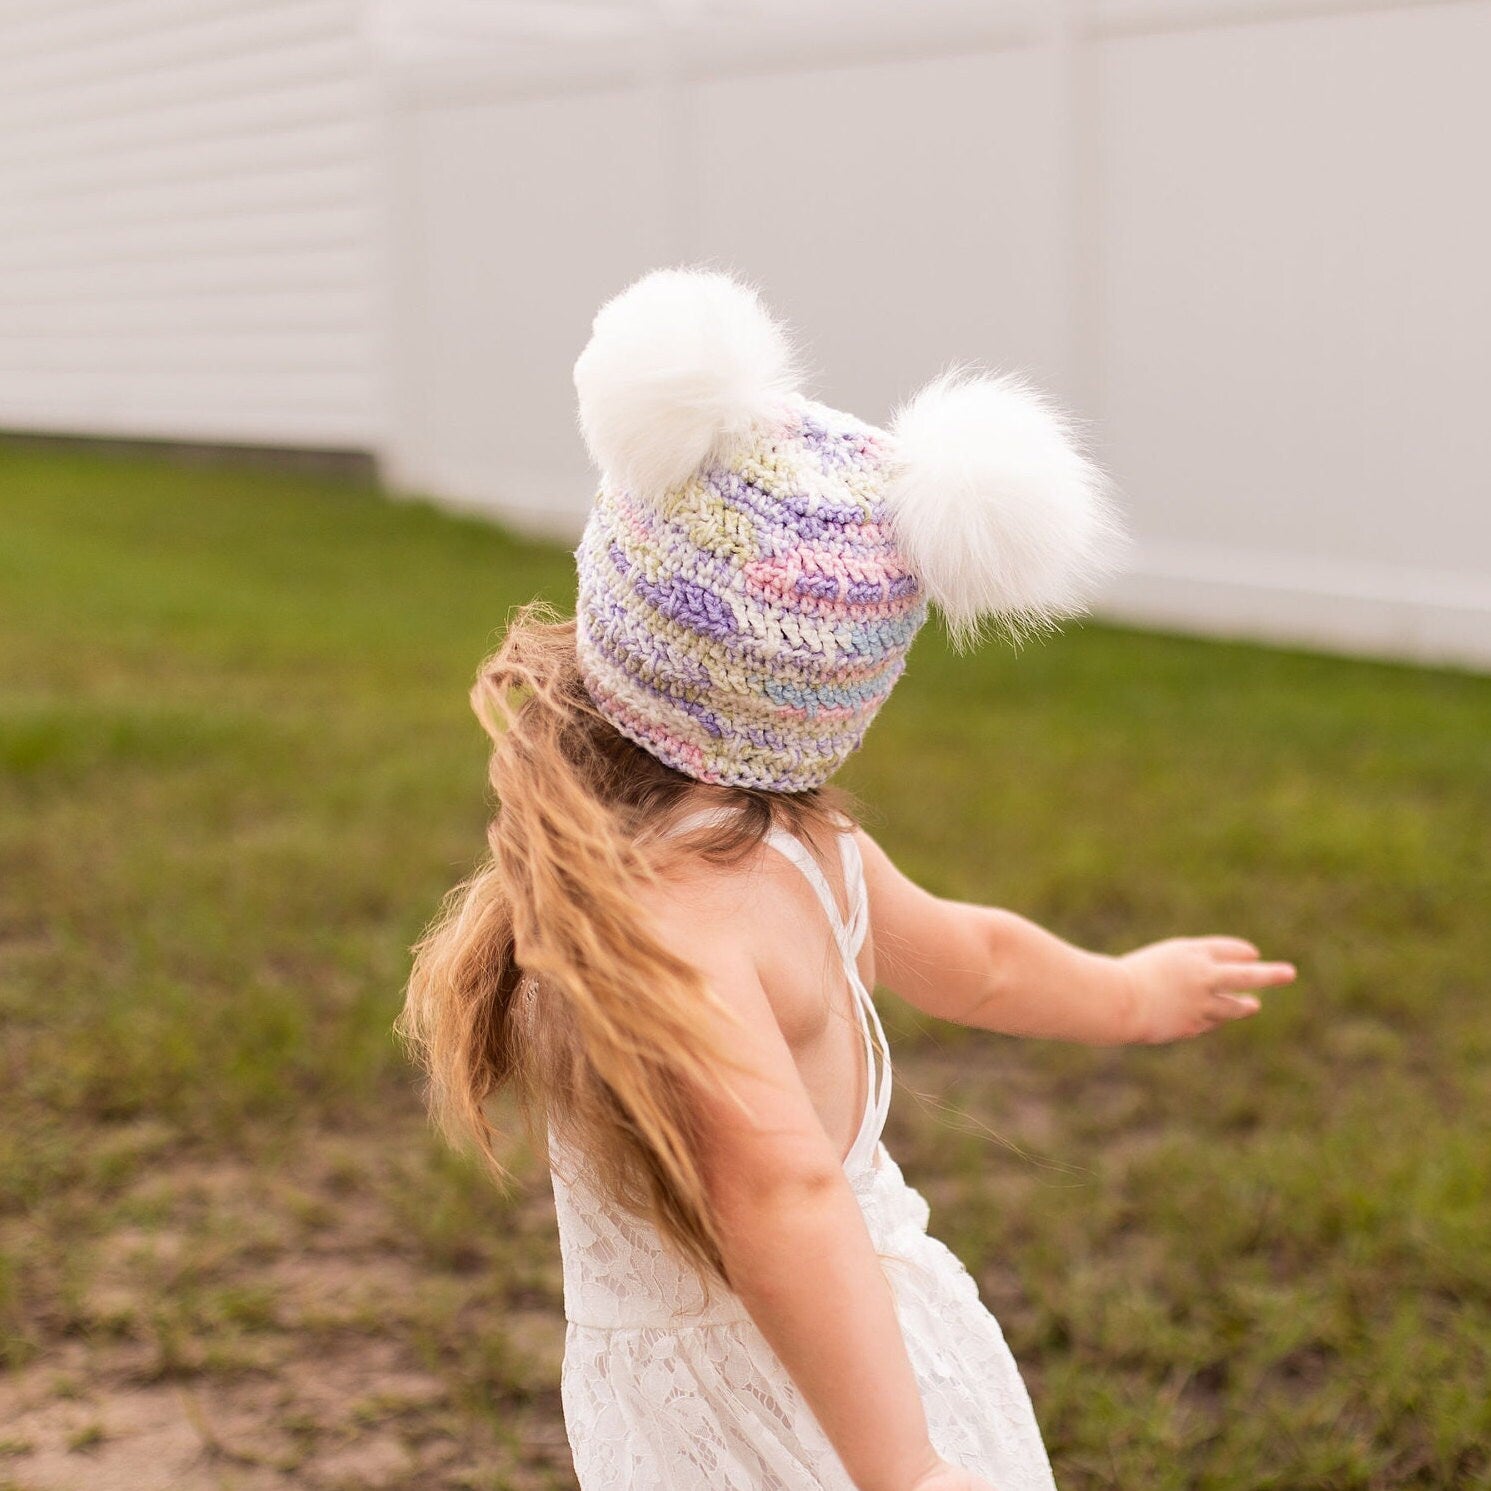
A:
2,443,1489,1490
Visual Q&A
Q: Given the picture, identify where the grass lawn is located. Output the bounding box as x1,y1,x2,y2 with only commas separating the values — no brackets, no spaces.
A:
2,444,1489,1491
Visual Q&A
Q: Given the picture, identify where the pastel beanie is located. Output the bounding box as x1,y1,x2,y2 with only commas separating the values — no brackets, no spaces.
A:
573,269,1123,793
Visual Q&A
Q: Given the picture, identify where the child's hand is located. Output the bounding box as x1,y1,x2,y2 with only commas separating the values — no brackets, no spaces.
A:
1119,936,1295,1044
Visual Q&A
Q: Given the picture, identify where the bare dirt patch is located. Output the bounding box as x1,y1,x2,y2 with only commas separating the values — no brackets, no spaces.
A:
3,1127,574,1491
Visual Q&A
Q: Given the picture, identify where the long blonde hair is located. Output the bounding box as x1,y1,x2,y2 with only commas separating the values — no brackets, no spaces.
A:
397,602,858,1282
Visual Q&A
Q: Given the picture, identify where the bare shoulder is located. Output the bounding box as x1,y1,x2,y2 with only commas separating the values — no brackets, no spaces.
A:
629,835,775,969
849,823,935,912
848,823,991,1014
630,825,844,1038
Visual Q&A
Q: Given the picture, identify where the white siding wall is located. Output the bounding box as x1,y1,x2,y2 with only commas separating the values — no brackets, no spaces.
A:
1095,0,1491,666
0,0,379,449
378,0,1491,668
6,0,1487,666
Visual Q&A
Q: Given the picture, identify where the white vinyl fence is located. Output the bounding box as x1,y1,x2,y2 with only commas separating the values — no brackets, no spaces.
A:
4,1,1488,667
375,0,1491,668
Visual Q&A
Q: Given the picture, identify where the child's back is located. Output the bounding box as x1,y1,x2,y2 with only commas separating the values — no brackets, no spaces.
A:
551,803,1058,1491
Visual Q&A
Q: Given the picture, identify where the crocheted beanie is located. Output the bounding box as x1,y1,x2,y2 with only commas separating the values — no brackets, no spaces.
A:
572,269,1123,794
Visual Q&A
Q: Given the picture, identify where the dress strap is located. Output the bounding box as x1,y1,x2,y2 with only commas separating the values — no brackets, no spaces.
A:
654,803,742,842
837,831,870,959
762,826,890,1174
760,828,853,952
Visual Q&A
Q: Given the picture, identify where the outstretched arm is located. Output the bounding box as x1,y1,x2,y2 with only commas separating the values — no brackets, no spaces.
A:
856,828,1296,1045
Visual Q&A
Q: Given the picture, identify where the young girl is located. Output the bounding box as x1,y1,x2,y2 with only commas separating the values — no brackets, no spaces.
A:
399,270,1296,1491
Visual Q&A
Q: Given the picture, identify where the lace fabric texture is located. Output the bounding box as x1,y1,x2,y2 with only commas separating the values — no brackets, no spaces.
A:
551,817,1058,1489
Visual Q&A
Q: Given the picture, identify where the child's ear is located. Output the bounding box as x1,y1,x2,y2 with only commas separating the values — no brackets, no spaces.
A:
574,268,802,506
883,370,1128,649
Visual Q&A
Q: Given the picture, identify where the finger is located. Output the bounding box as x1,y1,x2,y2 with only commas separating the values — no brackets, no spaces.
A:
1211,992,1262,1020
1202,936,1260,961
1216,960,1296,991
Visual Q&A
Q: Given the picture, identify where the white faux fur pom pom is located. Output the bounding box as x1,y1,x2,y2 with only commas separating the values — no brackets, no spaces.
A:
885,371,1125,647
573,268,801,504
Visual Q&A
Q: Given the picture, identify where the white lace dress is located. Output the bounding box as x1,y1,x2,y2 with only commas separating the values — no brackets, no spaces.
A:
550,813,1059,1490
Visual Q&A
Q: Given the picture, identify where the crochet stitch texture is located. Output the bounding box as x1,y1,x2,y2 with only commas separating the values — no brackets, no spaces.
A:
575,396,928,793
